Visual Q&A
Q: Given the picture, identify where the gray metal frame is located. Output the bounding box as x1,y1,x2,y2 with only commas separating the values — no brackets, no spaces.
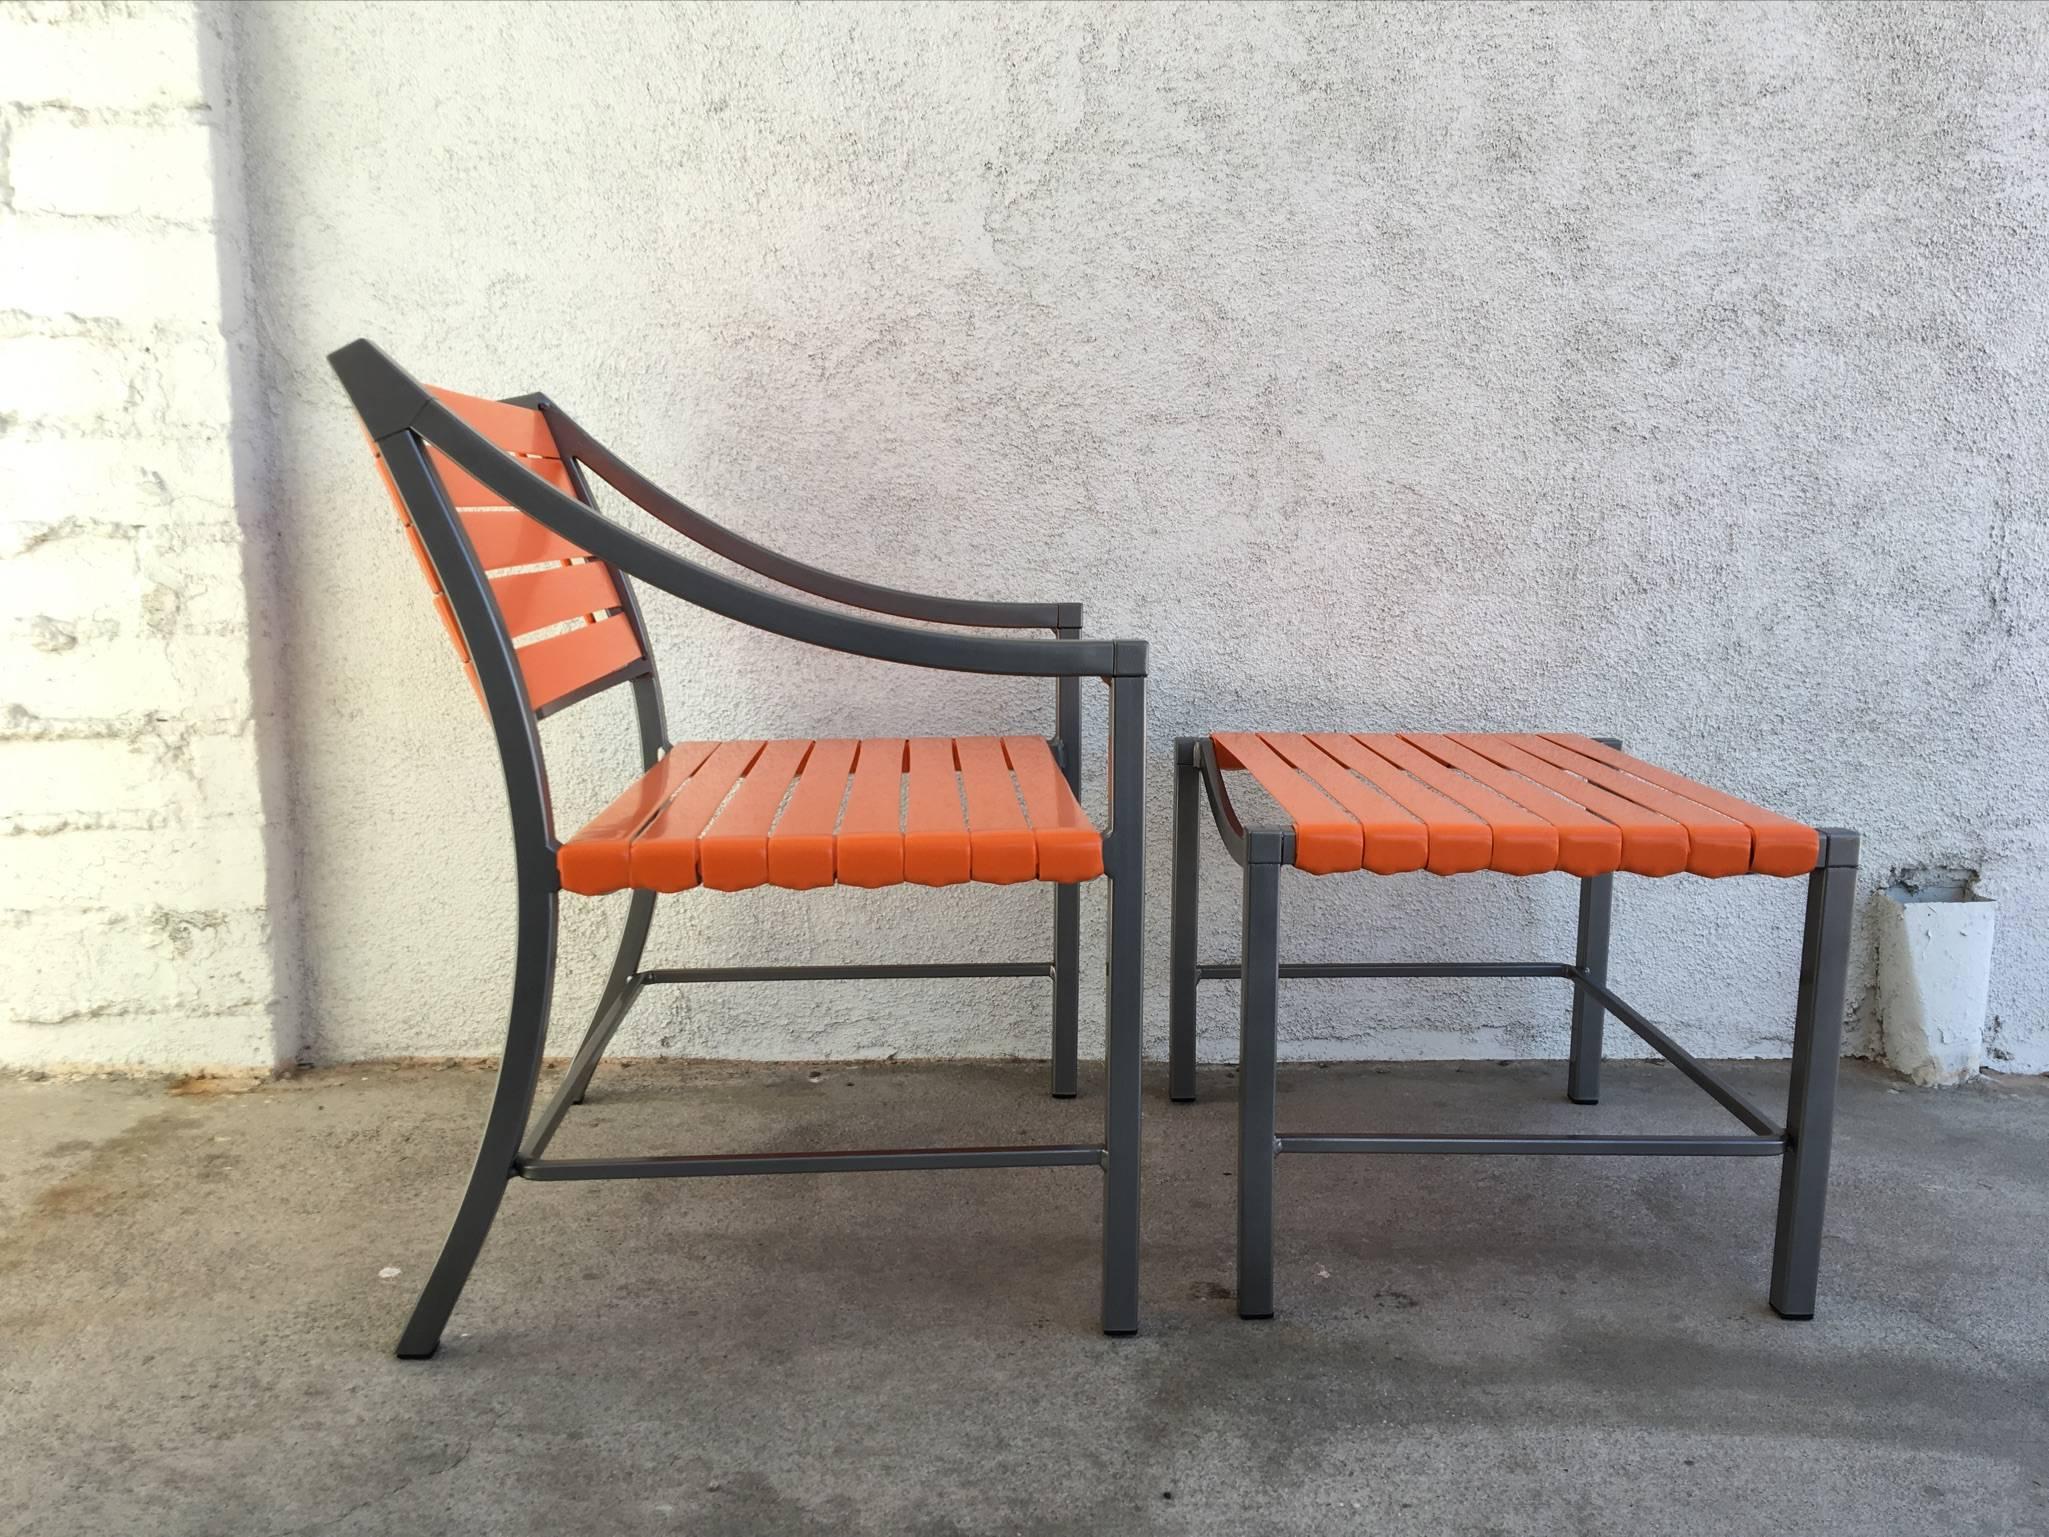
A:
330,341,1146,1355
1168,734,1858,1322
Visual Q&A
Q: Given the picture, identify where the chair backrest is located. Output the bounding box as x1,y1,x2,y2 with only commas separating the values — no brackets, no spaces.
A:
366,384,651,717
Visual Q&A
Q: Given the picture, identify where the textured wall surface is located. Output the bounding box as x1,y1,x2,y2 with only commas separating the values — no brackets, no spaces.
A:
230,1,2049,1072
0,0,293,1071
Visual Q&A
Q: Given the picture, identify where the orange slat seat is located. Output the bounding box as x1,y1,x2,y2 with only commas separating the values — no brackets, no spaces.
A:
1210,731,1819,880
559,736,1105,897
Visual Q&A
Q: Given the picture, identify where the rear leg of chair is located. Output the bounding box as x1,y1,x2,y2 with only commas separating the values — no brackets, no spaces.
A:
397,877,559,1360
568,888,657,1107
1099,674,1144,1335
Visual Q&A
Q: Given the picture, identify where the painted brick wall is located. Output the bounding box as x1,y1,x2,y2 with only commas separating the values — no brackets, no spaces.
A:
0,0,291,1072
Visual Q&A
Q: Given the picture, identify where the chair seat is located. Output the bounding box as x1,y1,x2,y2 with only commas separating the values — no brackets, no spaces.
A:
561,736,1103,895
1210,731,1818,879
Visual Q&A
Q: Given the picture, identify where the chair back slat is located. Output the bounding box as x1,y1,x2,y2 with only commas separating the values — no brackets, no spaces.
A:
366,383,649,715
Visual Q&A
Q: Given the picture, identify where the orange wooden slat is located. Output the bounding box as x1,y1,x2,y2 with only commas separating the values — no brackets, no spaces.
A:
1542,735,1820,876
1398,735,1621,878
1002,737,1103,883
515,613,642,713
1211,732,1362,874
1261,734,1427,875
427,385,561,459
768,739,856,891
903,737,971,886
1355,734,1561,876
1452,734,1688,878
698,740,811,892
459,507,590,570
1305,733,1491,875
837,739,907,888
955,737,1037,884
627,740,765,892
558,742,719,896
1505,735,1752,877
426,445,576,512
490,560,624,638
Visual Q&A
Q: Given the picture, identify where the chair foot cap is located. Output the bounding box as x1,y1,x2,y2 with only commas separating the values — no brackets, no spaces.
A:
396,1343,440,1361
1771,1307,1814,1322
1568,1095,1599,1106
1238,1310,1275,1321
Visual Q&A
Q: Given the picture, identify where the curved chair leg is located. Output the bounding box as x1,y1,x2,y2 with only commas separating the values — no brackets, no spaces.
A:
568,888,657,1107
397,873,559,1360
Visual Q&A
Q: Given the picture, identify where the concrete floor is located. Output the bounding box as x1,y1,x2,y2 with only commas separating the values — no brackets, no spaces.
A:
0,1058,2044,1537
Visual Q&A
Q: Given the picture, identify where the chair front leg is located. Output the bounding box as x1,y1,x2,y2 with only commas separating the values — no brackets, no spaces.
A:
1169,737,1201,1103
1236,856,1282,1320
1051,665,1082,1098
397,863,559,1359
1770,830,1858,1320
1099,674,1145,1335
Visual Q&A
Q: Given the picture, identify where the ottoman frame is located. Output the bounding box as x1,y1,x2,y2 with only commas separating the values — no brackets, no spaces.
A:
1168,734,1859,1322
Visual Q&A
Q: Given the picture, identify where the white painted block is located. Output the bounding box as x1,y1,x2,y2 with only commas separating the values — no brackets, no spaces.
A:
0,5,204,110
0,216,223,326
0,334,133,423
1879,887,1996,1087
9,115,217,220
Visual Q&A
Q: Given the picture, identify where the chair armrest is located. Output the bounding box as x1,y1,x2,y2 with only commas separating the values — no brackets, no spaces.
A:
539,401,1079,634
341,350,1143,678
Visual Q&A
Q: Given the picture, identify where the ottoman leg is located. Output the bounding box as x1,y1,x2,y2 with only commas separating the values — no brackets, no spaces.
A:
1237,858,1282,1320
1568,873,1613,1105
1771,832,1858,1320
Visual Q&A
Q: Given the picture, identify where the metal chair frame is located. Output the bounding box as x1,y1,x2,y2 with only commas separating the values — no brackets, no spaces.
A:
330,342,1148,1356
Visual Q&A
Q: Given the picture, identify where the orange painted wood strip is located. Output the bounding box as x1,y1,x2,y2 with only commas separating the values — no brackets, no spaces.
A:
1210,732,1362,874
1262,734,1427,875
698,740,811,892
837,739,907,888
1542,735,1820,876
427,385,560,459
955,736,1037,884
1399,735,1621,878
1002,737,1103,883
426,445,575,512
491,561,624,638
1305,734,1491,875
558,742,719,896
459,507,590,570
1506,735,1752,878
1452,734,1688,878
903,737,971,886
768,739,856,891
515,613,643,713
627,740,765,893
1355,735,1561,876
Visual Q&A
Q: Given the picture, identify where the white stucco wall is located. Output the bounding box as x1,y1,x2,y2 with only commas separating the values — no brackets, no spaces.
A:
0,0,293,1072
215,2,2045,1074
